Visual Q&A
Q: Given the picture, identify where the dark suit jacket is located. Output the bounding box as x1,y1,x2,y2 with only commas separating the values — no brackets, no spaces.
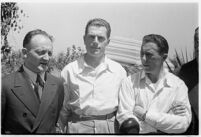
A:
178,59,199,135
1,67,64,134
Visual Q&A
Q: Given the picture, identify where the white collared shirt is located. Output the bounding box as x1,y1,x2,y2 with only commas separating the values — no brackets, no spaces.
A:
60,55,126,117
117,68,192,134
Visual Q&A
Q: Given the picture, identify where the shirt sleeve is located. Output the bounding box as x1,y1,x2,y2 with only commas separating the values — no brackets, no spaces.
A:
117,77,139,125
145,80,192,134
58,67,71,126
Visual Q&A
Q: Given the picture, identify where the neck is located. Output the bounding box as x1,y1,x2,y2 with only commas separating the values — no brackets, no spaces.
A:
147,73,159,83
84,54,105,68
146,67,163,83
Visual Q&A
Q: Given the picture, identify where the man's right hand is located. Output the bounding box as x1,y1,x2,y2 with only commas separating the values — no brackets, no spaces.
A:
171,101,187,116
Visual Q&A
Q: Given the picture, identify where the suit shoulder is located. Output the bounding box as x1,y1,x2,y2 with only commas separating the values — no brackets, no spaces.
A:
48,73,63,84
2,72,18,90
181,59,197,70
2,72,17,83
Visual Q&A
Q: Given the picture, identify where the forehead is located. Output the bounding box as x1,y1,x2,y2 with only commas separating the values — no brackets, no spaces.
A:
141,42,160,53
28,34,53,50
87,26,107,36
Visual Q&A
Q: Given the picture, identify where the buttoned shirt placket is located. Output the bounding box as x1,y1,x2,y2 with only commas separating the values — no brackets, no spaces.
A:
83,63,108,133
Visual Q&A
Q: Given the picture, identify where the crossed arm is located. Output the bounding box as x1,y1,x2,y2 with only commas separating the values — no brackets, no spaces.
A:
117,77,192,134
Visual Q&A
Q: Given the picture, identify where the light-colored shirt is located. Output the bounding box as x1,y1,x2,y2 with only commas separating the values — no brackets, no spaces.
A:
117,68,191,134
60,55,126,119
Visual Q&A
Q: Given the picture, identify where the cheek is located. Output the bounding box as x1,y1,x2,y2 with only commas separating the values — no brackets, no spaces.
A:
100,42,107,48
28,54,40,63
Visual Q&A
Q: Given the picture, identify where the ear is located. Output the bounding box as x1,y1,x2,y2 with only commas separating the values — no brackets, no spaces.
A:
105,38,110,47
107,38,110,45
22,48,28,58
83,35,87,45
163,53,168,60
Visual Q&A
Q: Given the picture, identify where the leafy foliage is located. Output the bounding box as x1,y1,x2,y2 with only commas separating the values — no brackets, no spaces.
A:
165,49,193,75
1,45,84,78
1,49,23,78
1,2,27,51
49,45,84,71
2,3,23,38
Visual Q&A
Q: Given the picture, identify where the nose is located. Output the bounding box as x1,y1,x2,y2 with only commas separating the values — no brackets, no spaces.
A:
43,52,50,61
141,54,146,62
94,36,99,43
92,36,99,47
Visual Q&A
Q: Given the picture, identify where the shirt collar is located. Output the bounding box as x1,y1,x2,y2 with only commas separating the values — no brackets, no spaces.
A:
23,65,45,83
78,55,114,74
140,66,171,88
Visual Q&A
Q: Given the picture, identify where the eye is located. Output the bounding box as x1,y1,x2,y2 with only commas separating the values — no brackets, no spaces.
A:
98,36,105,42
145,53,153,58
36,50,46,56
48,51,52,56
87,35,95,40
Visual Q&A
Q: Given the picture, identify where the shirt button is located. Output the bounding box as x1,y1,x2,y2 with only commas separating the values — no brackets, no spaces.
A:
23,113,27,117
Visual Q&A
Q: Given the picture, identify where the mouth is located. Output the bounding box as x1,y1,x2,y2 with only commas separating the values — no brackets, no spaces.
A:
91,47,100,49
143,64,149,68
40,62,48,66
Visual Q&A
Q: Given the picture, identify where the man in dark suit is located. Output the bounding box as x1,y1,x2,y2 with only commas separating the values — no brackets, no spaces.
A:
178,27,199,135
1,29,64,134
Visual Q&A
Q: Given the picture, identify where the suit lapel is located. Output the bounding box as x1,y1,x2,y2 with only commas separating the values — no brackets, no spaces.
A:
12,67,40,117
32,73,57,131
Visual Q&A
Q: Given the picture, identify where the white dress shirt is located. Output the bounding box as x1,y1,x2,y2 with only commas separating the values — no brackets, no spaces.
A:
117,68,192,134
60,55,126,119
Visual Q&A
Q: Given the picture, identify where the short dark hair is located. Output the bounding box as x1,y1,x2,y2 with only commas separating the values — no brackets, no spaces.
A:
142,34,169,55
194,27,199,45
85,18,111,38
23,29,53,48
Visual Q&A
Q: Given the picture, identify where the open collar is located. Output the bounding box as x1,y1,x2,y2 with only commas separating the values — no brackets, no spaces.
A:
77,55,114,74
140,67,171,90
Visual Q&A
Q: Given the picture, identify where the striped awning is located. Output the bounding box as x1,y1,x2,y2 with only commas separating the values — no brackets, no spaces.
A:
106,36,142,65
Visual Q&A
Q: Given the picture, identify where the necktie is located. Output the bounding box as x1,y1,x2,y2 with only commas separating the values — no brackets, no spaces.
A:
36,74,44,87
34,74,44,101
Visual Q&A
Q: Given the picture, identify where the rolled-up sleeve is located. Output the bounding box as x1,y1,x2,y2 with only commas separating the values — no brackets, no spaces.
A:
117,77,138,125
145,81,191,133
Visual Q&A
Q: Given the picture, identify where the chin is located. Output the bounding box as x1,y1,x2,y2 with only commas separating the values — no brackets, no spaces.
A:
38,66,48,73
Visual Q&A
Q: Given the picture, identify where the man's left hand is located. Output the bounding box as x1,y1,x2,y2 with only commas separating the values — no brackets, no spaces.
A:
134,106,147,121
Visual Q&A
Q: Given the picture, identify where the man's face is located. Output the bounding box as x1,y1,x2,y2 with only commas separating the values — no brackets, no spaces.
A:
23,34,53,73
140,42,164,75
84,26,109,58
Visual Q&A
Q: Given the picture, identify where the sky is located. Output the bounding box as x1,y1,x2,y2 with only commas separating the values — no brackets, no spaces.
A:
7,2,198,59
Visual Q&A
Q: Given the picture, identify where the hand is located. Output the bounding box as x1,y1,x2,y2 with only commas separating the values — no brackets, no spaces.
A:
134,105,147,121
119,118,140,134
55,123,67,133
171,102,187,116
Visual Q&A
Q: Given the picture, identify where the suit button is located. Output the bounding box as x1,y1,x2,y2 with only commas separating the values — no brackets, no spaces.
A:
23,113,27,117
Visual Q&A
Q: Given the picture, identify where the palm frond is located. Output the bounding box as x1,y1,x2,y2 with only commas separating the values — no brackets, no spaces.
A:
181,49,185,63
175,50,182,66
185,47,188,63
165,60,173,73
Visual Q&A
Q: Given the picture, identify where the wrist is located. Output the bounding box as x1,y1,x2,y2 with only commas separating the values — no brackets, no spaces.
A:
141,110,148,121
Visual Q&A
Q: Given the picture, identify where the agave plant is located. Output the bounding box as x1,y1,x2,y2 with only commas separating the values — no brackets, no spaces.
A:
165,49,193,75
